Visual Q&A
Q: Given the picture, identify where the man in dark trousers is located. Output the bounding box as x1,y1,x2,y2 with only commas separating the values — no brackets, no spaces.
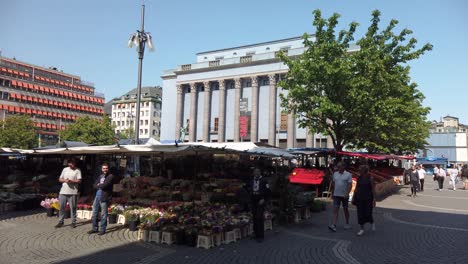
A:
249,168,271,242
87,163,114,236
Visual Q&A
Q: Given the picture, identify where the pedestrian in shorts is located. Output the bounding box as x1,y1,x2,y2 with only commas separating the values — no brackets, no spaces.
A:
328,162,353,232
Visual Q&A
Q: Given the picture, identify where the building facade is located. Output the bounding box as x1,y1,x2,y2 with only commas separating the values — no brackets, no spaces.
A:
161,36,339,148
110,86,162,140
0,56,105,146
423,116,468,163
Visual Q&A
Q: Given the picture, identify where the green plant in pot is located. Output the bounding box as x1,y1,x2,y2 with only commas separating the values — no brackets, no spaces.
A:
124,211,140,231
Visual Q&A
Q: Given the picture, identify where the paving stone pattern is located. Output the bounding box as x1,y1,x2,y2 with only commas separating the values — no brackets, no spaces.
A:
1,180,467,264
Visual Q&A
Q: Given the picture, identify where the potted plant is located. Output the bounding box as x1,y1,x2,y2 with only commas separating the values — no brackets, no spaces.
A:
124,210,140,231
108,204,123,224
184,226,199,247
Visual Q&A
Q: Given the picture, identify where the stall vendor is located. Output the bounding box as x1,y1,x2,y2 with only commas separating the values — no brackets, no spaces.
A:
248,168,271,242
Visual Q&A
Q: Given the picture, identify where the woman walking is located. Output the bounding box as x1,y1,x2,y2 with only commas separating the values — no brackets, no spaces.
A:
436,165,445,191
449,166,459,191
353,165,376,236
410,165,420,197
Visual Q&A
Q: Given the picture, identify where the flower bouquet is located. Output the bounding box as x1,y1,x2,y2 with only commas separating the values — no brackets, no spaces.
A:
108,204,124,224
40,198,59,217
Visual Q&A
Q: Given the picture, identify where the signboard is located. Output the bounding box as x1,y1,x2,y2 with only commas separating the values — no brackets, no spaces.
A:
239,98,250,139
240,115,249,139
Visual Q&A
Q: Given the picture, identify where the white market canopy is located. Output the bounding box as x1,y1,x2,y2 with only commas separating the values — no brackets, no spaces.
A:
24,142,294,158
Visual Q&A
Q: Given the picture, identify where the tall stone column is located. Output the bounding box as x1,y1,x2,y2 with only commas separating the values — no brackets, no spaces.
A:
287,111,296,148
189,83,198,142
268,74,277,146
202,81,211,142
175,84,184,140
306,129,314,148
218,80,226,142
250,76,259,143
234,78,241,142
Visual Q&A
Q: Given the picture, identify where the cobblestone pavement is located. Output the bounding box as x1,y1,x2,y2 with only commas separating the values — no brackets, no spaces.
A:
1,179,467,264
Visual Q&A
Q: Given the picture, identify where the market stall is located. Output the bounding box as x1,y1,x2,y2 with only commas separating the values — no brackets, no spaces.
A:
3,142,315,248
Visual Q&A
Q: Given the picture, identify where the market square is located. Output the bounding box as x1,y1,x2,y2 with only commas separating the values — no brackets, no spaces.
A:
1,179,468,264
1,1,468,263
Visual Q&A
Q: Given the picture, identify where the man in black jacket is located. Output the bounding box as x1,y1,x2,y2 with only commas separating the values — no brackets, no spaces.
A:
249,168,271,242
87,163,114,235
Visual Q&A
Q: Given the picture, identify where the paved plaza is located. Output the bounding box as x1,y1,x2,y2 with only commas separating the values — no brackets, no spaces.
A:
1,180,467,264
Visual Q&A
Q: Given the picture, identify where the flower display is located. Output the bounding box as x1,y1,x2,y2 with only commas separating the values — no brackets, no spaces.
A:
40,198,58,209
108,204,124,215
77,203,92,210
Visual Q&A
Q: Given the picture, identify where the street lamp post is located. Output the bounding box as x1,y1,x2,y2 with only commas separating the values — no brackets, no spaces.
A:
128,1,154,174
128,2,154,145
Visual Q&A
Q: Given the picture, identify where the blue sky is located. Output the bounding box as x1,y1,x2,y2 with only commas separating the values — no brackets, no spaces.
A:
1,0,467,123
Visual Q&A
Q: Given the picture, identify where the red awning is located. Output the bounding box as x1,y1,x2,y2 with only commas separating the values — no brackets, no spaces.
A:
336,151,415,161
289,168,325,185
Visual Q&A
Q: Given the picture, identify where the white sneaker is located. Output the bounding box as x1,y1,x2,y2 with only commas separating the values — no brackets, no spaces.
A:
371,223,376,231
357,229,364,236
344,224,352,230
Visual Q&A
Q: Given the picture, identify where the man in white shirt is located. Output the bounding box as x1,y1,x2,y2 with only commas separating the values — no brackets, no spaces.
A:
55,158,82,228
417,165,426,192
328,162,353,232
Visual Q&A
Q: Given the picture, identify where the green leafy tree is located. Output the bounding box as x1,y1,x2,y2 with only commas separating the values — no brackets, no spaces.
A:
0,115,37,149
117,127,135,140
279,10,432,153
60,115,116,145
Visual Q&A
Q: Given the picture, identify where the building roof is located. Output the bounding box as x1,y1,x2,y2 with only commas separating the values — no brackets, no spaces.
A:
443,115,459,120
196,35,307,55
112,86,162,103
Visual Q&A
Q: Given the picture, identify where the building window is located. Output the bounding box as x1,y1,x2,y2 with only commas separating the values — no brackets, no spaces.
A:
145,120,148,125
214,117,219,132
316,138,327,148
144,129,148,135
280,112,288,131
152,129,156,136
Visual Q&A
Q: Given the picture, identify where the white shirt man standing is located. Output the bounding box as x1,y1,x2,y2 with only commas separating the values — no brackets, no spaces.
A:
55,158,82,228
328,162,353,232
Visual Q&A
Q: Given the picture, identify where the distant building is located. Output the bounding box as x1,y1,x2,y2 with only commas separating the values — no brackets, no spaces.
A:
110,86,162,141
423,116,468,163
0,56,105,146
160,36,349,148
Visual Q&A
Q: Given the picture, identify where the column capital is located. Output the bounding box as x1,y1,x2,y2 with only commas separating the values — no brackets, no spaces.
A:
176,84,183,94
203,81,211,92
190,83,197,93
251,76,258,87
234,78,241,89
268,74,277,85
218,79,226,91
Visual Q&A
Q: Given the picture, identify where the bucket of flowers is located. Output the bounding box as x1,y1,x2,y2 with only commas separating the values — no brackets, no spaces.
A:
40,198,59,217
124,209,140,231
108,204,124,224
